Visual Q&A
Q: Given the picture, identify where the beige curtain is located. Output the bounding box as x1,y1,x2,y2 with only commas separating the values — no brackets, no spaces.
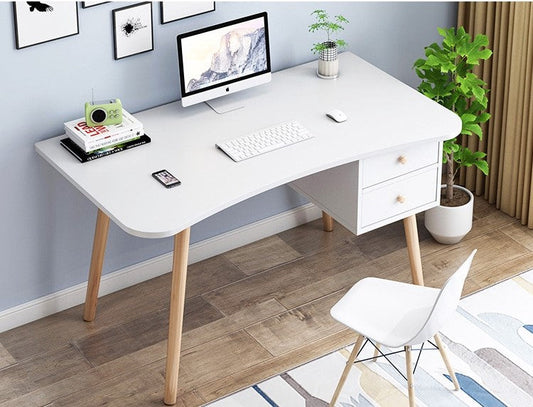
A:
457,2,533,227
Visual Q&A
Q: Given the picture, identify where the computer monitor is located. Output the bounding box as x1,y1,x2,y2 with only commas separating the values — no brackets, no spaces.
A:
176,12,271,113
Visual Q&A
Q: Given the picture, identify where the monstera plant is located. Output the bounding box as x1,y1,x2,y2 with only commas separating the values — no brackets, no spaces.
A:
414,27,492,243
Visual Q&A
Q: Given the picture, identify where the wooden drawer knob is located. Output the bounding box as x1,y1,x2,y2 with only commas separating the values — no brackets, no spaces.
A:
397,195,406,204
398,155,407,164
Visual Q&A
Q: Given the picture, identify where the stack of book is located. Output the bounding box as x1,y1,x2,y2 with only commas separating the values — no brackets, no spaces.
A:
60,110,150,162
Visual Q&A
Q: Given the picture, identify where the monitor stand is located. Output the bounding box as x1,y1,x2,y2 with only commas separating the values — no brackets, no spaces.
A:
205,92,246,114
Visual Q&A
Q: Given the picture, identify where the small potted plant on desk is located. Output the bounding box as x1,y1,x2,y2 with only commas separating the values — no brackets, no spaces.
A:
414,27,492,244
308,9,349,79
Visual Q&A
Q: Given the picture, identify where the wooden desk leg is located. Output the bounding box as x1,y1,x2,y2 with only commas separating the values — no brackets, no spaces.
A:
83,209,110,322
402,214,424,286
164,227,191,405
322,211,334,232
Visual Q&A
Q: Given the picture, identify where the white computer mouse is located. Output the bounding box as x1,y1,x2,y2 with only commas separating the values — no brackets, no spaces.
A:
326,109,348,123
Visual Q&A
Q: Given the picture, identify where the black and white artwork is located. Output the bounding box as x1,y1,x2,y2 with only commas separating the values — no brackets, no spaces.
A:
113,2,153,60
13,2,79,49
160,1,215,24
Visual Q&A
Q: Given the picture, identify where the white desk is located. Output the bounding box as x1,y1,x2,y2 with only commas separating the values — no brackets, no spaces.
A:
35,52,461,405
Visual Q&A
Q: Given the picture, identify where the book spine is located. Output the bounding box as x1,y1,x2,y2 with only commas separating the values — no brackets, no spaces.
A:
60,135,150,163
60,141,85,162
67,128,143,152
85,137,149,161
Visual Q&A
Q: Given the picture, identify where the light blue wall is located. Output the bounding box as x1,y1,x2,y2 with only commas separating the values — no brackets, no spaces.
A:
0,2,457,313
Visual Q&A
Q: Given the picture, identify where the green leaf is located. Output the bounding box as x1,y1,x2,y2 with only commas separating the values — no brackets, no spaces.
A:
437,27,449,38
463,123,483,138
413,58,426,69
459,33,492,64
336,39,347,48
426,52,455,73
443,139,460,155
336,15,349,24
471,84,486,102
478,112,491,123
425,42,442,56
461,113,477,124
474,160,489,175
456,73,488,103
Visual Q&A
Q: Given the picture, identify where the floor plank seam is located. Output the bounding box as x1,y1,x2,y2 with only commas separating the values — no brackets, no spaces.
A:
70,340,96,369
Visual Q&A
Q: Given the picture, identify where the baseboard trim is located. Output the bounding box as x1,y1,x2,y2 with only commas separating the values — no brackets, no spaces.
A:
0,203,321,333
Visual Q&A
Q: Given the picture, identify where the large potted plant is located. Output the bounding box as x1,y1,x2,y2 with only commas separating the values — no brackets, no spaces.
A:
308,9,349,79
414,27,492,244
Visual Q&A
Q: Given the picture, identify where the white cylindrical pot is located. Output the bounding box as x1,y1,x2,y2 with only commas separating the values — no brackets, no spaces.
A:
317,59,339,78
424,185,474,244
317,42,339,79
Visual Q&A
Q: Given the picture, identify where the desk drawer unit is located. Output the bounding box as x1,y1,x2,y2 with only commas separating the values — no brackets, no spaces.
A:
290,141,442,235
361,141,440,187
359,167,439,229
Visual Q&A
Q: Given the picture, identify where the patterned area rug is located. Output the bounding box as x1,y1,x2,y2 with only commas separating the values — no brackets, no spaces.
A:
207,270,533,406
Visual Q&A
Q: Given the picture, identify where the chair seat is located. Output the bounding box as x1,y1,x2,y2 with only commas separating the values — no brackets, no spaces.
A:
331,277,440,347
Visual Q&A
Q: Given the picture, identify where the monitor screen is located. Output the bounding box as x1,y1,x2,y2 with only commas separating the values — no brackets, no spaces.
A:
177,12,271,109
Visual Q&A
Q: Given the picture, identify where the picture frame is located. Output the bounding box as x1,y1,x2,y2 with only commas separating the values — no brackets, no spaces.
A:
13,2,79,49
82,1,109,8
160,1,215,24
112,2,153,60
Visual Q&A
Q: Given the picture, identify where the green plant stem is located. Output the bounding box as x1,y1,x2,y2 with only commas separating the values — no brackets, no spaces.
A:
447,66,457,201
446,152,454,201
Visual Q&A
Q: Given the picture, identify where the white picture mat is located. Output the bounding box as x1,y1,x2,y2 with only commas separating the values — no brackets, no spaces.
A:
162,2,215,23
82,0,109,8
14,2,78,49
83,1,108,7
114,2,153,59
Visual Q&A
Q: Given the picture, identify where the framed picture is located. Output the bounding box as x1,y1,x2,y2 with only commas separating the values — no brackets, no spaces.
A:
161,1,215,24
13,2,79,49
113,2,153,60
82,1,109,8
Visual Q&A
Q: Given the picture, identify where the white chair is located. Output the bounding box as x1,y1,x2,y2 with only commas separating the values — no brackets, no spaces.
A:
329,250,476,406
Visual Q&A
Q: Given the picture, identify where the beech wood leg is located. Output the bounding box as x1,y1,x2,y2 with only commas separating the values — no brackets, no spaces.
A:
329,335,365,406
402,215,424,286
83,209,110,322
164,228,191,405
405,345,416,407
434,334,460,390
322,211,334,232
372,344,381,362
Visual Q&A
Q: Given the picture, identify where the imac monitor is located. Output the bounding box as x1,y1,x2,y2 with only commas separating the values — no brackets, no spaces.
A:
177,12,271,112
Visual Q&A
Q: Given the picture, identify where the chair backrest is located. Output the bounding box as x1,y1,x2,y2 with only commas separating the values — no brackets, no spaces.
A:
407,249,477,345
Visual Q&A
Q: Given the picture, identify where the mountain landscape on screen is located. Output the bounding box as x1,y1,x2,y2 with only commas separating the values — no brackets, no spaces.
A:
187,27,267,92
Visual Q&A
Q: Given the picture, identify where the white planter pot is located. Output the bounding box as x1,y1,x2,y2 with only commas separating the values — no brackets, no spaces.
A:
317,41,339,79
317,59,339,78
424,185,474,244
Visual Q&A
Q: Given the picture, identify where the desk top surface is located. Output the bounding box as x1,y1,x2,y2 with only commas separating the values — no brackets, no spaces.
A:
35,53,461,238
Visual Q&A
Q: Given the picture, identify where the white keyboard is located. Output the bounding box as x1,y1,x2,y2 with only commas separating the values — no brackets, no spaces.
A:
216,120,314,162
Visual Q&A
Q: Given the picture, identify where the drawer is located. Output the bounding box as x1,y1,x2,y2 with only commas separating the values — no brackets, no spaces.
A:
360,167,438,228
361,141,440,187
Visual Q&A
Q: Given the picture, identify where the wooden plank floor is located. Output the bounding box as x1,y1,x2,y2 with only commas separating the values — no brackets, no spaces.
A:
2,199,533,406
